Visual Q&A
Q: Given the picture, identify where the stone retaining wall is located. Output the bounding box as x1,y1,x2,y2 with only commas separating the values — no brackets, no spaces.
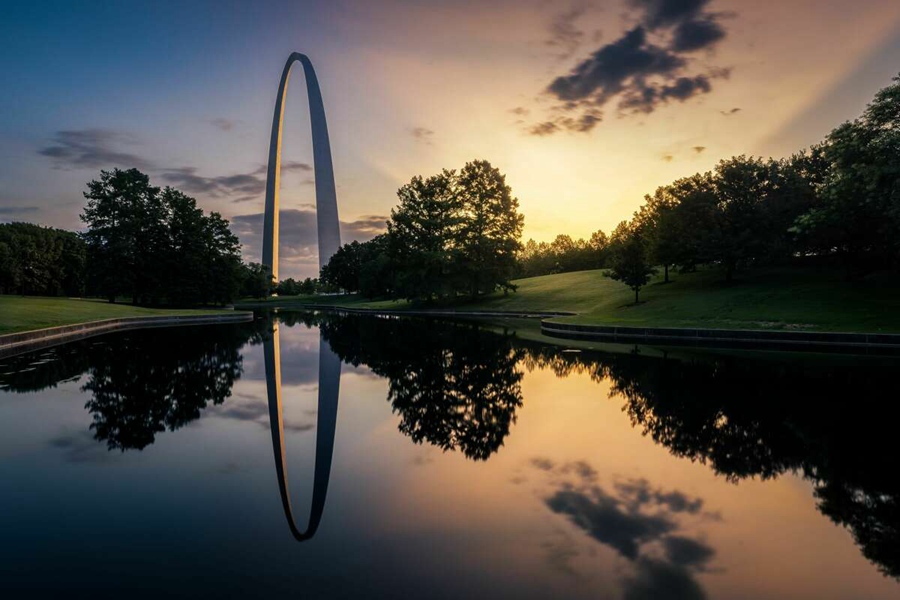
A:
0,312,254,359
541,321,900,354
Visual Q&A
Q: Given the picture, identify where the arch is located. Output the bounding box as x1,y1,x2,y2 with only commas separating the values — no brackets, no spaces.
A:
262,53,342,281
264,322,341,541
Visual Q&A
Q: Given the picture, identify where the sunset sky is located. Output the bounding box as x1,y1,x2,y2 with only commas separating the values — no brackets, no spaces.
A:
2,0,900,278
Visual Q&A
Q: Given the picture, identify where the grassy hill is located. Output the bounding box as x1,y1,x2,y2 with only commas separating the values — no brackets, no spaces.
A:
243,266,900,333
0,296,228,336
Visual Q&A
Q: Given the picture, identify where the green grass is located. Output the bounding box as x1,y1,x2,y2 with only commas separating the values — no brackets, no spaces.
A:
240,266,900,333
0,296,229,336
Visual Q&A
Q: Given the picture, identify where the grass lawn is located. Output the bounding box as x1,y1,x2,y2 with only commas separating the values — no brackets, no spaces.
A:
240,266,900,333
0,296,229,336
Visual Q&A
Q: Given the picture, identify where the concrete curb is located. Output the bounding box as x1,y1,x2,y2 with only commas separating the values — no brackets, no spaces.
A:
258,303,575,319
540,321,900,354
0,312,254,359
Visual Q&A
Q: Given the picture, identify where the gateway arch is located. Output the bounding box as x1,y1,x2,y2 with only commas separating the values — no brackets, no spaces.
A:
262,53,341,281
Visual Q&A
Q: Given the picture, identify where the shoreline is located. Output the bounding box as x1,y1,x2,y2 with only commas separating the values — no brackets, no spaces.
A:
250,302,900,354
0,312,254,359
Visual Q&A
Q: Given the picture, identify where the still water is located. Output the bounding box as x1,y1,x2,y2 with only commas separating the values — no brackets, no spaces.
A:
0,312,898,599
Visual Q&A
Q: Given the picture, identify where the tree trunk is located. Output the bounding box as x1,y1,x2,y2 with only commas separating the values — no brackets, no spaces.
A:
634,287,639,305
664,264,669,283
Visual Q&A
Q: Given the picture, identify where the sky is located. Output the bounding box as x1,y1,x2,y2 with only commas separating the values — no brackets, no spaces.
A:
2,0,900,278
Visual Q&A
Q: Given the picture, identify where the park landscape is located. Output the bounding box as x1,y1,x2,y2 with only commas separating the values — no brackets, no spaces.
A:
2,1,900,599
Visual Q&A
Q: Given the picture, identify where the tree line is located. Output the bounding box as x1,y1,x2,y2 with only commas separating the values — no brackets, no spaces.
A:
597,74,900,302
0,222,85,296
319,159,525,301
3,168,269,305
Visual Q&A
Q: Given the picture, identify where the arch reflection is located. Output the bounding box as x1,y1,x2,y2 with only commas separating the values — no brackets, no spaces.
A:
264,322,341,541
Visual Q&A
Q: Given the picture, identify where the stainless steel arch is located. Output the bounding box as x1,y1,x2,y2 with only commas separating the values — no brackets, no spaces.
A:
264,322,341,541
262,53,342,281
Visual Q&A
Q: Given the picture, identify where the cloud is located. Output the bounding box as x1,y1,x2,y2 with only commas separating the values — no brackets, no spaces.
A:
720,107,741,116
629,0,710,30
411,126,435,144
532,0,731,134
623,557,708,600
159,161,313,204
546,487,677,559
230,208,388,278
210,118,236,132
692,145,706,153
509,107,530,117
0,206,40,216
662,154,674,162
38,129,154,170
545,3,592,60
534,461,718,597
671,16,726,52
49,429,115,464
37,129,314,205
662,535,716,569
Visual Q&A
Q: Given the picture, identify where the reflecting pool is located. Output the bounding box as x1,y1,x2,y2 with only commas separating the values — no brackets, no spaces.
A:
0,312,898,599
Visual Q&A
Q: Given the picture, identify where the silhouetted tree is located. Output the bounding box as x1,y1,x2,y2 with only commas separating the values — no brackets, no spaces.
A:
605,221,657,303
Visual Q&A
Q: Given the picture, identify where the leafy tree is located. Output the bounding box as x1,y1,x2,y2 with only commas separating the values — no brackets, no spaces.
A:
792,76,900,275
0,222,85,296
81,168,166,304
455,159,524,297
241,262,274,299
605,221,657,304
388,169,460,301
320,240,364,292
80,169,243,305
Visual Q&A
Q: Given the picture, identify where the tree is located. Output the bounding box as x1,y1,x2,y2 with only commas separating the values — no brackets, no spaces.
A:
80,169,244,305
455,159,524,297
241,262,274,299
388,170,460,301
81,168,166,304
792,76,900,275
0,222,85,296
605,221,657,304
320,240,364,292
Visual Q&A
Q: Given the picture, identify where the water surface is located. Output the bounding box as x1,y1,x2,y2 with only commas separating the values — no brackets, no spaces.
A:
0,312,897,599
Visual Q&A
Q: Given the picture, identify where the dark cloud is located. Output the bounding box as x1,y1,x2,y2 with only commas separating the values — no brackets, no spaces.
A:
535,461,718,597
533,0,731,134
671,16,726,52
623,557,707,600
0,206,40,216
411,127,435,144
546,3,591,60
692,145,706,153
38,129,153,170
210,118,236,132
509,106,530,117
629,0,710,29
547,487,677,559
662,535,716,569
231,208,388,278
721,107,741,116
662,154,674,162
547,27,685,104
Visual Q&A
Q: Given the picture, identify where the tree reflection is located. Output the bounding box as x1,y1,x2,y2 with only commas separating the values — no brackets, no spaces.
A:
0,322,264,450
522,344,900,579
83,327,248,450
315,313,524,460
